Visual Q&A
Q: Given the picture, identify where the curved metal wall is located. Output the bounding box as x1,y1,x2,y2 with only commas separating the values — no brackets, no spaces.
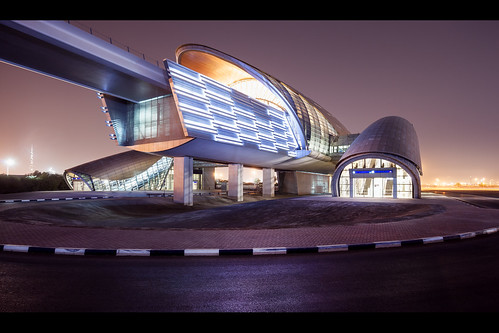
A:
331,116,422,198
338,116,422,174
64,151,173,191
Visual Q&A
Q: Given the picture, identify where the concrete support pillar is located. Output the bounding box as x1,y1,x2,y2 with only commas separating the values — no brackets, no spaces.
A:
228,163,243,201
202,167,216,190
262,168,275,197
173,156,193,206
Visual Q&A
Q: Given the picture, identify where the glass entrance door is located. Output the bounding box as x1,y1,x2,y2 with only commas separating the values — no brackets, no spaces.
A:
353,177,394,198
353,178,372,197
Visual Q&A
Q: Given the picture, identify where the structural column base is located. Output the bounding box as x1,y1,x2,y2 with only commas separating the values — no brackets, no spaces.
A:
173,156,193,206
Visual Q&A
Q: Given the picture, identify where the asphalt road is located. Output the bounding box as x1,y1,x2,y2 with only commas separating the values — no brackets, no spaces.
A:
428,189,499,209
1,189,499,314
2,231,499,313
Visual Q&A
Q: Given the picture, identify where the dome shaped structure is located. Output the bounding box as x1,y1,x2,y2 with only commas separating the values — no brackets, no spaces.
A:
332,116,422,198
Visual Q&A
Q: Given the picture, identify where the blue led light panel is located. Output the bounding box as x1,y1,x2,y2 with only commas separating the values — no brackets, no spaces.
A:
166,60,299,155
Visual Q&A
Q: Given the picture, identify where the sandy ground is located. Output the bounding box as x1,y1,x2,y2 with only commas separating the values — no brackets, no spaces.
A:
0,194,446,230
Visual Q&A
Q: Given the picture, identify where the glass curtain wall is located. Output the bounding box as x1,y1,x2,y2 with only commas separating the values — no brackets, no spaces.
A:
281,84,338,156
132,95,171,141
66,156,173,191
338,157,413,198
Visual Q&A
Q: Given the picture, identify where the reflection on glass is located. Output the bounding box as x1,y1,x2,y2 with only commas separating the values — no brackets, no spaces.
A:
66,156,173,192
339,158,413,198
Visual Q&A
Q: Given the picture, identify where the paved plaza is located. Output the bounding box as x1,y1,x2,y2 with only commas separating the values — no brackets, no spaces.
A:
1,191,499,256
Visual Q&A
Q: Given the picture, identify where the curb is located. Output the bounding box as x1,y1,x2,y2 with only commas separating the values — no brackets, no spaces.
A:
0,192,209,204
1,228,497,258
0,196,115,203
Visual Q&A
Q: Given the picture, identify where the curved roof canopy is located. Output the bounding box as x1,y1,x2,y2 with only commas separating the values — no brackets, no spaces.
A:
339,116,422,174
175,44,350,155
65,150,162,181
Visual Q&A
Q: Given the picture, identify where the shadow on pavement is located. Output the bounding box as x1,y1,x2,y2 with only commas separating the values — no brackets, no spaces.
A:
0,194,446,230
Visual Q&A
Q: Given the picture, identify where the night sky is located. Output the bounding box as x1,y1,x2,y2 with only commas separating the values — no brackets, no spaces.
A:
1,20,498,185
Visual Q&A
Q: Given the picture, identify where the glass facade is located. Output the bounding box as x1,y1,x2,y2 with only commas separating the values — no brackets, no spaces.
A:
101,93,184,149
132,96,169,141
338,157,413,198
283,84,338,156
228,78,286,112
261,75,349,158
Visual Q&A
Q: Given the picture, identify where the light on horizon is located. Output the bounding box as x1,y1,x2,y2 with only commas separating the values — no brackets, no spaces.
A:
425,175,499,188
3,158,15,176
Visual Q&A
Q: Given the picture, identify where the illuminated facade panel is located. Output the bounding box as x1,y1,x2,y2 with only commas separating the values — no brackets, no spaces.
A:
175,44,351,160
166,60,299,156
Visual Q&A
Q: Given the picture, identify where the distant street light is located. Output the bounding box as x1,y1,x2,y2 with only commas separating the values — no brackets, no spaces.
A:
4,158,15,176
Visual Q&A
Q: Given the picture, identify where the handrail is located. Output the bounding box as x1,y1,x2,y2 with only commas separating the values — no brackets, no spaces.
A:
66,20,165,69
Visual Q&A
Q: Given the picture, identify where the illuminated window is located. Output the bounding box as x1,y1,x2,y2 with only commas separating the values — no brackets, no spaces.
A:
229,78,286,111
338,158,414,198
66,157,173,191
132,96,171,141
279,84,338,156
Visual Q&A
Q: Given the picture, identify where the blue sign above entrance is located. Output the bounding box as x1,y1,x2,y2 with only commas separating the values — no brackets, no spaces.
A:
352,169,393,174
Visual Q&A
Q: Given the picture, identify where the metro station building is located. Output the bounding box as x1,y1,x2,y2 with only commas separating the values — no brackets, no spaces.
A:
64,44,423,203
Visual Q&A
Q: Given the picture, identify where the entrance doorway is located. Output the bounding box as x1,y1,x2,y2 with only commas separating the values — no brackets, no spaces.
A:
350,167,396,198
353,177,394,198
335,157,417,199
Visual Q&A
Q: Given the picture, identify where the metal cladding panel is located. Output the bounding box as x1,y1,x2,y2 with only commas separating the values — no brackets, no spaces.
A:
65,150,162,181
339,116,422,174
